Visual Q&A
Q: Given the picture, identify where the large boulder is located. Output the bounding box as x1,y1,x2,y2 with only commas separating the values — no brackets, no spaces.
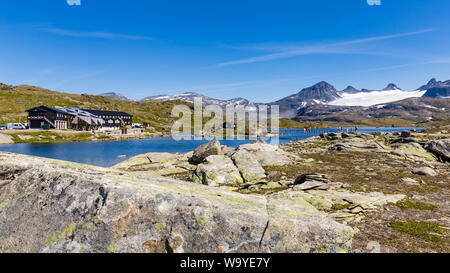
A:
390,143,435,161
231,150,266,183
237,141,291,167
0,152,353,253
425,139,450,163
191,141,222,163
292,174,330,191
111,152,195,176
189,155,244,187
330,140,387,152
412,167,437,177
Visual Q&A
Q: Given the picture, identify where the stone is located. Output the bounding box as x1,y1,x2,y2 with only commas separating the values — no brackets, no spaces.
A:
401,177,419,185
412,167,437,177
191,141,222,163
0,152,354,253
425,139,450,163
112,152,180,170
330,141,384,151
391,143,435,161
231,150,266,183
400,131,411,138
292,174,330,191
190,155,244,187
237,142,292,167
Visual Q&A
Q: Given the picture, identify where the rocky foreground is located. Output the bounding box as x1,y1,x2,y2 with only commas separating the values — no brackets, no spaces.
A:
0,130,448,253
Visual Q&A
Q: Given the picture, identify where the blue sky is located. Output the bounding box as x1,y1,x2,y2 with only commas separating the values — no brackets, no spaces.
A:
0,0,449,102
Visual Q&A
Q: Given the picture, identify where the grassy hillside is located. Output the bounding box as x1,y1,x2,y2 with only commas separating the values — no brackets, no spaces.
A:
0,84,195,132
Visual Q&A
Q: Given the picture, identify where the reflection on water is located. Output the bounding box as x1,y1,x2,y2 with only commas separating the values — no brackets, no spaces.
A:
0,127,424,167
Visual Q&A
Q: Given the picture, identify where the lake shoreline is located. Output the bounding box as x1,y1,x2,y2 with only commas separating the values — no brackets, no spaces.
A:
0,127,431,168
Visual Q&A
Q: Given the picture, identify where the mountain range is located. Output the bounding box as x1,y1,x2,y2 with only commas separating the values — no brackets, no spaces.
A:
137,79,448,118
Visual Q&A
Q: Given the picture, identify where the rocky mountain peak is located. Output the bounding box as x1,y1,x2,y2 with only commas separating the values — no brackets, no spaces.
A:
382,83,401,91
341,86,360,93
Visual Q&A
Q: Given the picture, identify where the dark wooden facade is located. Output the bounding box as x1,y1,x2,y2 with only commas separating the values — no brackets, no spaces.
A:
27,106,69,129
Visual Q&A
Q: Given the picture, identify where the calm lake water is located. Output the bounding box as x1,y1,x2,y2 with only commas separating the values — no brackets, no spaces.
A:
0,127,424,167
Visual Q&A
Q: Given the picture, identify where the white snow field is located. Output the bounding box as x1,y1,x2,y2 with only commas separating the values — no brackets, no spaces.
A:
329,90,426,107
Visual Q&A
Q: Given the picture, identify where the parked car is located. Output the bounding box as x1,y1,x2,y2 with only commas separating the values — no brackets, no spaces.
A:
132,123,144,129
7,123,26,130
0,124,6,130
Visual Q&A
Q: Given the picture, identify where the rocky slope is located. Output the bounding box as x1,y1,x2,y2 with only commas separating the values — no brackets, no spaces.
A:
0,152,354,253
295,97,450,124
98,92,129,100
270,81,341,118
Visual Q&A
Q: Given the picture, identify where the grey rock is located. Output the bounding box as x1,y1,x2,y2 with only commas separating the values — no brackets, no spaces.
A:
190,155,244,187
412,167,437,177
0,152,354,253
231,150,266,183
191,141,222,163
400,131,412,138
292,174,330,191
237,142,292,167
425,139,450,163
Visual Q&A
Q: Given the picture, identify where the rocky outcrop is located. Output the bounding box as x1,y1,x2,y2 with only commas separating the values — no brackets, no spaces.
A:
238,141,292,166
189,155,244,187
112,152,196,176
292,174,330,191
191,141,222,163
231,150,267,183
0,152,354,253
412,167,437,177
425,139,450,163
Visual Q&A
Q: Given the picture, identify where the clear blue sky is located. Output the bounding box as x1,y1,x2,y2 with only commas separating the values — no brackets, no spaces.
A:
0,0,449,102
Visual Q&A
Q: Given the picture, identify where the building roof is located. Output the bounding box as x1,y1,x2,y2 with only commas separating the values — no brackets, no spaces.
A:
27,106,69,114
81,109,132,117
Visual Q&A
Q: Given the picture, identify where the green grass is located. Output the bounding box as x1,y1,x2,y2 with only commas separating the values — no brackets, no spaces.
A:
6,131,93,144
396,199,437,211
0,84,195,132
390,221,446,242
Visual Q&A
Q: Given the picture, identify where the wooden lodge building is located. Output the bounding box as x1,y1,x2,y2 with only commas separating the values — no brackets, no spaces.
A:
27,106,133,130
81,109,133,128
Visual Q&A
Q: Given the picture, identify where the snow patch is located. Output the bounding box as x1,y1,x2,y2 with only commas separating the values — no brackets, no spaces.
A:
329,90,426,107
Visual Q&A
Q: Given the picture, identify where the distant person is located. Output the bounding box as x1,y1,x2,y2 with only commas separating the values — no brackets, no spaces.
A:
355,127,358,133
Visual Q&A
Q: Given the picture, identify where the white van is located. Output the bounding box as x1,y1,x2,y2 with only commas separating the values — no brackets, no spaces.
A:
7,123,26,130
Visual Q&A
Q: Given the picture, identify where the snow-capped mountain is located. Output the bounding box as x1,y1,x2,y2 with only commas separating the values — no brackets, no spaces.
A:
419,78,450,98
270,81,341,118
142,92,262,110
417,78,450,91
381,83,402,91
138,78,449,118
98,92,129,100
